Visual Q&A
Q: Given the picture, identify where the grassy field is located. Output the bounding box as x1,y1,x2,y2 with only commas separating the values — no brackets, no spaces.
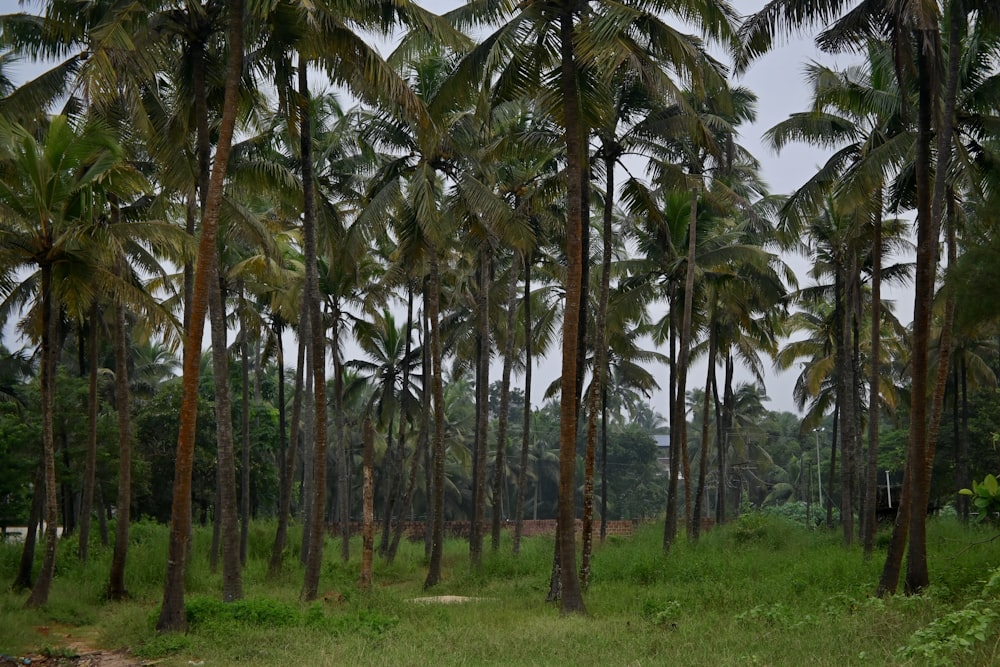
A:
2,515,999,666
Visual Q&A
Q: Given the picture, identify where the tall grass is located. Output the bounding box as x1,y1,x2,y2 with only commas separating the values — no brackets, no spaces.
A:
2,515,999,665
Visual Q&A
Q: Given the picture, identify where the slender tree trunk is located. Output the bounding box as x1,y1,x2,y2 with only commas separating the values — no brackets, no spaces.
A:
13,464,44,591
554,6,587,614
863,206,882,557
240,314,251,565
424,250,446,589
381,289,413,557
678,186,699,541
880,20,954,597
387,362,429,563
378,421,396,553
422,293,433,559
693,330,717,541
26,268,59,609
96,484,108,546
513,255,533,555
79,301,100,563
210,262,243,602
210,472,221,573
156,0,243,632
492,259,521,550
471,244,491,567
600,383,609,540
300,357,314,566
268,312,307,578
827,405,839,530
581,148,615,587
360,416,375,588
956,356,969,521
837,263,856,546
664,307,680,547
107,299,132,600
714,360,726,525
332,307,350,563
301,55,328,603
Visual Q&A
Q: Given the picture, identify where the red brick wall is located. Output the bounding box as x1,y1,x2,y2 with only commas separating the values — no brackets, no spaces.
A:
327,519,638,539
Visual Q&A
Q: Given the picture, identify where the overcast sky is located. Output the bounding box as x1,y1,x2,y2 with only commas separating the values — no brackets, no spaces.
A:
2,0,906,418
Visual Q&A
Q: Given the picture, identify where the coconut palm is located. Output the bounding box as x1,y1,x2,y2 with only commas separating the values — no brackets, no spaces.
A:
765,42,912,551
0,115,127,607
449,0,740,612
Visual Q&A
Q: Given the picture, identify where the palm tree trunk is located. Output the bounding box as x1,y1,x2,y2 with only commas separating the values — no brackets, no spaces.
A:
955,356,969,521
471,244,491,567
387,343,430,563
26,267,59,609
210,471,221,573
581,148,615,587
268,311,307,578
881,18,955,596
379,421,397,554
13,463,44,591
240,313,251,565
714,359,726,524
381,288,415,557
513,254,533,555
424,249,446,589
678,186,699,541
300,54,328,603
360,416,375,588
79,301,100,563
693,329,717,541
553,5,587,615
156,0,244,632
600,383,609,541
300,356,314,566
266,316,289,577
827,405,838,530
492,259,521,550
332,306,350,563
108,298,133,600
863,206,882,557
837,261,856,546
904,12,962,594
210,262,243,602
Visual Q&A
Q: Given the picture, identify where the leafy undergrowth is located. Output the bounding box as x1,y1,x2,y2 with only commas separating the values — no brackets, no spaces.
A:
2,517,999,666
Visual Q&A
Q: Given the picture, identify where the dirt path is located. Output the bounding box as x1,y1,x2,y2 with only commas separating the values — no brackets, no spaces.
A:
1,627,141,667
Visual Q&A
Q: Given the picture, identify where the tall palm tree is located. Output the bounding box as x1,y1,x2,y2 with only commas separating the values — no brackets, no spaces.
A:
157,0,245,633
0,115,126,608
740,0,975,596
451,0,739,613
765,44,910,551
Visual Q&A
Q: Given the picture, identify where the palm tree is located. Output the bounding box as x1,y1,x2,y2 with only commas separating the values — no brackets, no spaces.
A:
0,115,126,608
157,0,245,633
765,43,910,551
345,308,421,552
740,0,975,596
451,0,739,612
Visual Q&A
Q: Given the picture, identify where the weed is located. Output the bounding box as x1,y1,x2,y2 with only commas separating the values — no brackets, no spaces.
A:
131,632,191,659
897,567,1000,666
330,609,399,638
640,598,681,627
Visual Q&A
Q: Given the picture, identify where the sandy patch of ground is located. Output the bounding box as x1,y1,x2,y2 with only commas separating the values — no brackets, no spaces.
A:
0,627,141,667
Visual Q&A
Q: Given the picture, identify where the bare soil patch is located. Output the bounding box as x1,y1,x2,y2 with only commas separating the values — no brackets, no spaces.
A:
0,627,140,667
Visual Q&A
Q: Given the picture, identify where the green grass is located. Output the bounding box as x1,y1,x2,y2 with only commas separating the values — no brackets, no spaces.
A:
2,516,999,666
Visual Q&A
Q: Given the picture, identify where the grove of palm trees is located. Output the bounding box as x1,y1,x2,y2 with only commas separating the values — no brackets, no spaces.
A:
2,0,1000,663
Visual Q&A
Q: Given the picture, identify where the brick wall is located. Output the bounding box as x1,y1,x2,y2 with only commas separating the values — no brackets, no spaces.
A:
327,518,638,540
